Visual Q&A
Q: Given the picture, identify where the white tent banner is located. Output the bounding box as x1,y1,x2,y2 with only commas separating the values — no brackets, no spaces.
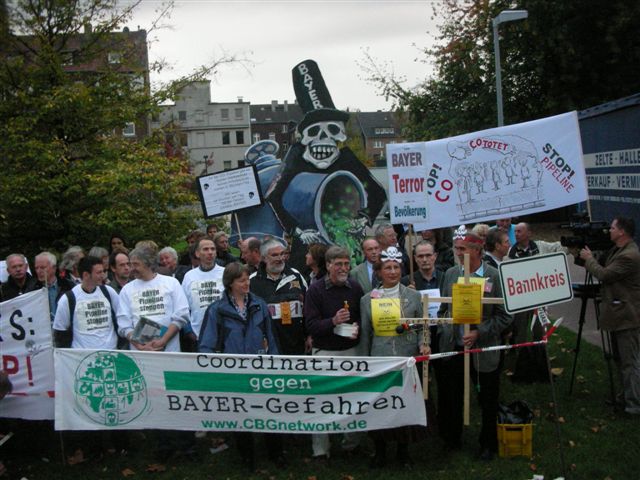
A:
55,349,426,432
387,111,588,227
1,289,55,419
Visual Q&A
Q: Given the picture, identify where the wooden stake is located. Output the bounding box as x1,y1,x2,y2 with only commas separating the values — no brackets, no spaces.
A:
233,213,243,242
407,224,415,285
422,294,430,399
463,253,471,426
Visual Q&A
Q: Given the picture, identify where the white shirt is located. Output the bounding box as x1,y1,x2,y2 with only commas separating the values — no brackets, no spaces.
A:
181,265,224,338
53,284,119,350
117,274,189,352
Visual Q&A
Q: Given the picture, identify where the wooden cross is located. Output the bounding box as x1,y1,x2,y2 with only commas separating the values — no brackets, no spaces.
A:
400,252,504,426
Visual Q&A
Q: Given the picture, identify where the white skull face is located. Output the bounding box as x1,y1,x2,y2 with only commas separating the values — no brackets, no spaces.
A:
301,121,346,169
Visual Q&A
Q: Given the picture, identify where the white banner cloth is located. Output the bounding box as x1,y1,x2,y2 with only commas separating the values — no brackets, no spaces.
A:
387,111,587,227
1,289,55,419
55,349,426,432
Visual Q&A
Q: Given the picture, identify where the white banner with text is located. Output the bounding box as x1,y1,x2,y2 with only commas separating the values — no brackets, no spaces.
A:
55,350,426,432
1,289,55,420
387,111,588,228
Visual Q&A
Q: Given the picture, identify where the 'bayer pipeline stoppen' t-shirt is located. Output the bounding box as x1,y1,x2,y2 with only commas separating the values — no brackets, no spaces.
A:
117,274,189,352
53,284,120,350
181,265,224,338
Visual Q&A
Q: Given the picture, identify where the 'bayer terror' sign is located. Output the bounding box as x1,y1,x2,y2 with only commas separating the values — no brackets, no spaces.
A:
498,252,574,314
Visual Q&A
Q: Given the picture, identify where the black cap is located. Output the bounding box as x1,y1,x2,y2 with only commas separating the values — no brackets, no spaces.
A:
292,59,350,133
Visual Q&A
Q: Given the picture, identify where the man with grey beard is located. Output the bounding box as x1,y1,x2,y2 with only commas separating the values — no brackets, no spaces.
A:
250,238,308,355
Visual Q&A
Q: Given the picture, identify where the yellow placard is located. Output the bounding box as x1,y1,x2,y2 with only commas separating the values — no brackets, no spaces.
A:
280,302,291,325
452,283,482,324
371,298,401,336
457,276,486,293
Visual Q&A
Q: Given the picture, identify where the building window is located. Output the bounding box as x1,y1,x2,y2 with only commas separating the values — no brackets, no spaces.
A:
236,131,245,145
196,132,205,147
252,133,261,143
268,132,276,141
195,111,204,123
374,127,395,135
123,122,135,137
373,140,384,149
238,160,245,168
281,124,288,134
108,52,122,64
151,112,160,122
234,107,243,120
223,160,232,170
178,111,187,122
179,133,188,147
221,108,229,120
222,131,230,145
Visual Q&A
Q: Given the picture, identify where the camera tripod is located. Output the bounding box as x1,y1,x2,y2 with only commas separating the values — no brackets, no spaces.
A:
568,271,616,405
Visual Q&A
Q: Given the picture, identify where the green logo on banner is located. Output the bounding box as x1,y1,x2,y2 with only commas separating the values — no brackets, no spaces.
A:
74,351,148,427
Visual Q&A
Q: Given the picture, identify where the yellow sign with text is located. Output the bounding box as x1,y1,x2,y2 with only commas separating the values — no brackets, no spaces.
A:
452,283,482,324
371,298,401,336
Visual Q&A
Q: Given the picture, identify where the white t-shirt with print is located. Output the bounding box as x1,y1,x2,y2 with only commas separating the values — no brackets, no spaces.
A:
181,265,224,338
117,274,189,352
53,284,119,349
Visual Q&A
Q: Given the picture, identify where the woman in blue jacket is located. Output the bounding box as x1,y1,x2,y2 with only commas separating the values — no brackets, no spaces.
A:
198,262,283,471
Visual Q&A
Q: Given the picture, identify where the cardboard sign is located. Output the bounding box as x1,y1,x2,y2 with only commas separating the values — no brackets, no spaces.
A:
499,252,573,314
452,283,482,324
197,165,263,218
371,298,402,336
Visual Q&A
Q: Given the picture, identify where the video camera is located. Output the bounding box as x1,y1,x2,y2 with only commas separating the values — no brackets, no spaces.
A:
560,212,613,264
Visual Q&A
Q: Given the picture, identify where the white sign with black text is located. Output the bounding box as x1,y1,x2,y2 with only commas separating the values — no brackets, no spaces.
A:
197,165,264,218
498,252,573,314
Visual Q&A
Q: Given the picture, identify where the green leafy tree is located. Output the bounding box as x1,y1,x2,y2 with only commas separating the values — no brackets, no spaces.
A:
0,0,244,257
363,0,640,141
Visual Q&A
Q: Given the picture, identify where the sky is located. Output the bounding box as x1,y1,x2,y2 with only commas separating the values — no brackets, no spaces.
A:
125,0,440,111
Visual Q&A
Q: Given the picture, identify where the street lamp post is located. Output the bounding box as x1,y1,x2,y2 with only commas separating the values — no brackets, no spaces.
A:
492,9,528,126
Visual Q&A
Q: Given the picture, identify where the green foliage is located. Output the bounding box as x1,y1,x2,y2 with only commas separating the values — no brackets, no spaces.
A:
0,0,223,257
363,0,640,141
344,115,370,167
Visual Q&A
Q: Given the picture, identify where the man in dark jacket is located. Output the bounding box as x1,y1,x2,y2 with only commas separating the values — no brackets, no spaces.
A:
580,216,640,415
304,245,364,460
1,253,38,301
250,238,308,355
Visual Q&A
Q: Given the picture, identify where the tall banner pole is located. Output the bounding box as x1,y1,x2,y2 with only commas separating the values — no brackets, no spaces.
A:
407,224,415,285
463,253,471,426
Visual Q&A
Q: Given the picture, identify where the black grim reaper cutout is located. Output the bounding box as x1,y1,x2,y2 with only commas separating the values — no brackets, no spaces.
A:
237,59,386,270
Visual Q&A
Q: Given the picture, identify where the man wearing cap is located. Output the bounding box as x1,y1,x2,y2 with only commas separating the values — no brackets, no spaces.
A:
436,226,511,461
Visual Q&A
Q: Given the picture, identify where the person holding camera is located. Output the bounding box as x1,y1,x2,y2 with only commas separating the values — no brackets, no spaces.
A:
579,216,640,415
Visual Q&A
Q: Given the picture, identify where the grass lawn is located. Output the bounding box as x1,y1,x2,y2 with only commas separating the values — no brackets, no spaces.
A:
3,327,638,480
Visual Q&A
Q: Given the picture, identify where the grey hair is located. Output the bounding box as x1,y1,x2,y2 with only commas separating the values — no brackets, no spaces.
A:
5,253,26,264
325,245,351,264
88,246,109,259
36,251,57,267
158,246,178,261
260,238,286,258
374,223,394,239
129,246,159,271
60,246,84,271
